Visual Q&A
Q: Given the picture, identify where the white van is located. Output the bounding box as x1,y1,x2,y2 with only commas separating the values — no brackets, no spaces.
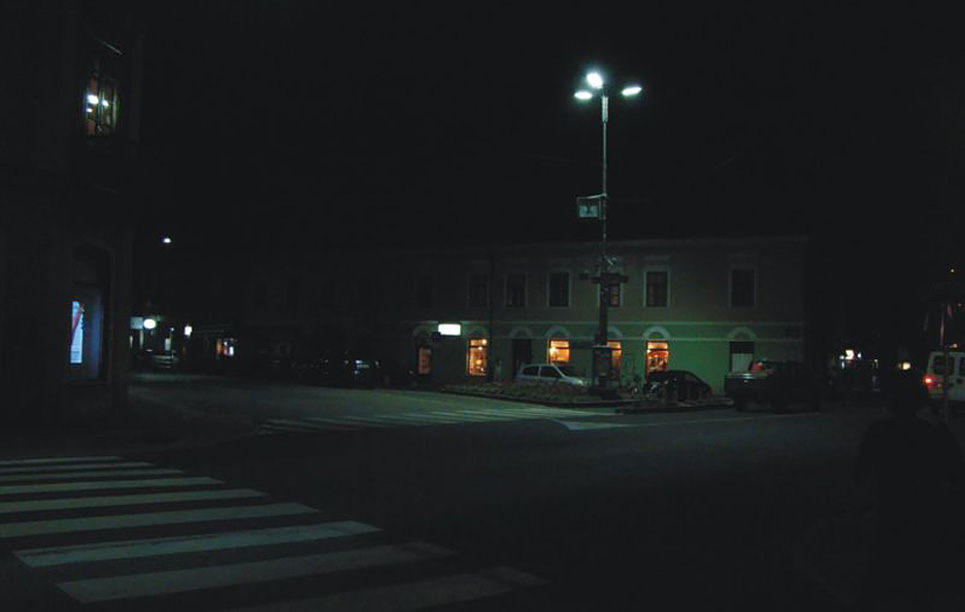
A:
924,351,965,407
515,364,589,387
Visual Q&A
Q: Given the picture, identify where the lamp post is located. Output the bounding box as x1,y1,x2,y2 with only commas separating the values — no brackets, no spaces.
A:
575,71,642,394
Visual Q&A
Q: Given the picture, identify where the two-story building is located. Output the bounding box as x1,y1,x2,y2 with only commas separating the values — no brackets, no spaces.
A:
243,235,809,393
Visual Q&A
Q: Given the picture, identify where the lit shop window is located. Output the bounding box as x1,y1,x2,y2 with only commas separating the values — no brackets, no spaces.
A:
607,340,622,375
646,341,669,375
548,339,571,365
69,247,110,381
467,338,488,377
216,338,237,359
417,346,432,375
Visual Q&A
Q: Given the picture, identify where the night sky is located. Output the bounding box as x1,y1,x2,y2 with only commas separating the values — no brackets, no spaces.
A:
137,2,965,347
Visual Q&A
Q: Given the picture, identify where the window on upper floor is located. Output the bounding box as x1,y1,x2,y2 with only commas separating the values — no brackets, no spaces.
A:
645,270,669,308
603,281,621,308
468,274,489,308
731,268,756,308
84,47,121,137
548,272,570,307
506,273,526,308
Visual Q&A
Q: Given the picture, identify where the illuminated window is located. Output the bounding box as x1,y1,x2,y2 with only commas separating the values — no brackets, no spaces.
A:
646,341,669,375
467,338,488,376
607,340,622,375
548,339,571,364
417,346,432,375
216,338,237,359
84,51,120,137
69,246,110,381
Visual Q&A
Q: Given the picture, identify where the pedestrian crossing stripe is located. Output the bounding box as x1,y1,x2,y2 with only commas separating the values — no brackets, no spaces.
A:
0,460,155,475
1,455,548,610
0,467,184,483
257,405,608,434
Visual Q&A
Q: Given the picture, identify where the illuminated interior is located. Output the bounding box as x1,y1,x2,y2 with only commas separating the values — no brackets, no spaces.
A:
607,340,622,374
646,341,669,375
548,339,571,364
468,338,488,376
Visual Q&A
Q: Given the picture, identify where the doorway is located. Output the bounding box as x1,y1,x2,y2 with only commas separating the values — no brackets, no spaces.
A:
512,339,532,378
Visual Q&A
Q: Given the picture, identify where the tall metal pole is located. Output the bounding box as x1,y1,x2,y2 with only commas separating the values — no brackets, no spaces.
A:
596,94,610,392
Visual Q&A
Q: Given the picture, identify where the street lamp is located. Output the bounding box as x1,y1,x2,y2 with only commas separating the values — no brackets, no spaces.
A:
574,70,642,394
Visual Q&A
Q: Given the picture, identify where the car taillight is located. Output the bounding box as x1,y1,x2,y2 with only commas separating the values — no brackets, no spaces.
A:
924,375,935,387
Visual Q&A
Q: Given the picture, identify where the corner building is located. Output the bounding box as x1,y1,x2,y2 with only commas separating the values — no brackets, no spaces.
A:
352,235,809,393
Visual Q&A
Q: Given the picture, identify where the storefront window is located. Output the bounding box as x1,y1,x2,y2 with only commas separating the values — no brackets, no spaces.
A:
69,247,110,381
467,338,488,376
548,339,571,364
646,341,669,375
607,341,622,375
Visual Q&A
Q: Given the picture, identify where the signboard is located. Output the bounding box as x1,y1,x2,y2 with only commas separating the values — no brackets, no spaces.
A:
577,195,605,219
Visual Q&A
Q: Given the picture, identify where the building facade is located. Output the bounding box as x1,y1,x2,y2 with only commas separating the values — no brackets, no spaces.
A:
0,2,143,421
243,236,809,393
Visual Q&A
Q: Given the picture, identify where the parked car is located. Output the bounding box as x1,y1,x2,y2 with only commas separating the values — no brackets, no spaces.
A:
515,363,589,387
135,349,180,370
724,359,823,411
924,350,965,410
300,353,384,388
641,370,712,403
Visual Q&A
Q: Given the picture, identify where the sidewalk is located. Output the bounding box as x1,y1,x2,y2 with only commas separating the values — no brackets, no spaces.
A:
0,394,252,460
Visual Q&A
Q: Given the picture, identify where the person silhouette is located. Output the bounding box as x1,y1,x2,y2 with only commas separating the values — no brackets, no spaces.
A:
854,372,965,610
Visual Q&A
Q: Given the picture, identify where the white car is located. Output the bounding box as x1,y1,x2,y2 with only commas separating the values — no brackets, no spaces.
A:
924,350,965,408
515,364,589,386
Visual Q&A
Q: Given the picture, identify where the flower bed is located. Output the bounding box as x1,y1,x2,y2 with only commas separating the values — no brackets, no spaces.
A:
441,381,631,405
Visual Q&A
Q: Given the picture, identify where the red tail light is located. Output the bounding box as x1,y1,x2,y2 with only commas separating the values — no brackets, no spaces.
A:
924,375,935,386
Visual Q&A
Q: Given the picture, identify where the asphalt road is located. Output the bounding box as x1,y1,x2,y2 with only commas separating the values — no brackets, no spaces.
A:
4,374,961,611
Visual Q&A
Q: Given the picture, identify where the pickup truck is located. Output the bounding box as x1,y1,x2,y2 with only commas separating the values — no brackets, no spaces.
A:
724,360,823,412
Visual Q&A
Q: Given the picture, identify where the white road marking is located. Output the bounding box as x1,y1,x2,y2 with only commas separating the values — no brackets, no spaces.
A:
0,488,266,515
222,566,548,612
0,476,222,496
0,456,122,467
0,502,317,538
57,542,454,603
15,521,380,567
0,461,155,475
0,468,184,483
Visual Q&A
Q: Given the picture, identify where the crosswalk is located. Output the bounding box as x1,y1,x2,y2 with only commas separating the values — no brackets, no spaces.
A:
0,455,546,611
258,405,605,435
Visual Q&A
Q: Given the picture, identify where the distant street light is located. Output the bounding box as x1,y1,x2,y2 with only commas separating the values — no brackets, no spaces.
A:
162,237,173,245
574,69,642,393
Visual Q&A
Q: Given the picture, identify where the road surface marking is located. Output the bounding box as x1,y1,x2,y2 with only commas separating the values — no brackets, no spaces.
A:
0,468,184,483
0,476,222,496
15,521,381,567
0,461,155,475
554,420,635,431
0,456,123,467
56,542,454,603
0,502,317,538
0,488,266,515
222,566,548,612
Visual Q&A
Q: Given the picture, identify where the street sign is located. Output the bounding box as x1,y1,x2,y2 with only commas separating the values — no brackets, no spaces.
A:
577,195,605,219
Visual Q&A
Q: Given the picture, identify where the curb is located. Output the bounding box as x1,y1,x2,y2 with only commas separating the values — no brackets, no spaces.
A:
439,389,638,410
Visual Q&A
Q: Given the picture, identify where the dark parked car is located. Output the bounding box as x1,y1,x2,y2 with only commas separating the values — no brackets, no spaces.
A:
724,360,823,411
299,354,384,388
134,349,181,370
642,370,712,403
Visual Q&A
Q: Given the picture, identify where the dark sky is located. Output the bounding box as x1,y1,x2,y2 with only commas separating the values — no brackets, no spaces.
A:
137,2,965,338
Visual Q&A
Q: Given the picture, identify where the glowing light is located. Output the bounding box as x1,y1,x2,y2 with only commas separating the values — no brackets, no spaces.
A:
143,318,157,330
438,323,462,336
574,91,593,101
162,237,172,244
586,72,604,89
184,325,193,337
87,94,99,105
621,85,643,97
101,99,110,108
